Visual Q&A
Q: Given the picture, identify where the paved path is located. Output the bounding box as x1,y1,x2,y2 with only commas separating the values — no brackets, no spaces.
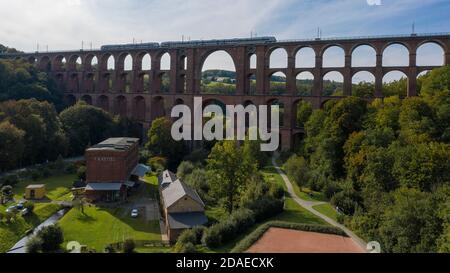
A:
271,156,368,252
8,209,68,253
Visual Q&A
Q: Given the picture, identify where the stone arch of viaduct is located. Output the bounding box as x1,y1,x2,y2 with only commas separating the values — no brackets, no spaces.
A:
4,34,450,150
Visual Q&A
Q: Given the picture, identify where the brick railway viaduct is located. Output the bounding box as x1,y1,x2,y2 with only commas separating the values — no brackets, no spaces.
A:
2,33,450,150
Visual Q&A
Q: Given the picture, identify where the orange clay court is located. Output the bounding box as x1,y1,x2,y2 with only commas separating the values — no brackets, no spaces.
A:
247,228,366,253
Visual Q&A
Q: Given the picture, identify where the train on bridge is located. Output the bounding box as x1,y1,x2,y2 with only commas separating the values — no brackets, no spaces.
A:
100,36,277,51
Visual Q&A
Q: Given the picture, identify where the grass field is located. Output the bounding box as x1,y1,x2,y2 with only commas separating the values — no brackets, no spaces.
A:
13,174,77,201
59,206,161,252
312,203,339,222
0,203,61,253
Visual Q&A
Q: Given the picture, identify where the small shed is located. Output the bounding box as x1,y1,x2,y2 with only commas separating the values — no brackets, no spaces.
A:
25,184,46,200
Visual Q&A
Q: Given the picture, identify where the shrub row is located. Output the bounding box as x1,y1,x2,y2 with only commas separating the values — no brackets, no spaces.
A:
231,221,347,253
245,197,284,222
201,208,255,248
200,198,284,249
174,226,206,253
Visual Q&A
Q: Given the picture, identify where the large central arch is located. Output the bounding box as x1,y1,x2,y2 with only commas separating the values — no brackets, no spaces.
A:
200,50,237,94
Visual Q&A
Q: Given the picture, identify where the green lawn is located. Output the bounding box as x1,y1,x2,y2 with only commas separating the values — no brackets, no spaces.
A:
13,174,77,201
135,246,172,253
59,206,161,252
313,203,339,222
0,203,61,253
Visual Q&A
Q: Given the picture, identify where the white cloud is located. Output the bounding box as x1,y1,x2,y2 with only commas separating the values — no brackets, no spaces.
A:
0,0,446,82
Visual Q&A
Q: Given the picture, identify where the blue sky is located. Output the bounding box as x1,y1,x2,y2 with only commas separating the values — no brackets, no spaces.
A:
0,0,448,81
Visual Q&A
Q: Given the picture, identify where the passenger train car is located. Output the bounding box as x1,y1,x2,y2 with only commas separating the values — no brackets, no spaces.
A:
100,37,277,51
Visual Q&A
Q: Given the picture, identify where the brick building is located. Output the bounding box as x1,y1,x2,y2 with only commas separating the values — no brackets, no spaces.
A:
84,137,149,202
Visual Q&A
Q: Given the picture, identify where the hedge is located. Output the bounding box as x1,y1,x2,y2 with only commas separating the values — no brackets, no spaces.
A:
245,197,284,222
230,221,347,253
201,208,255,248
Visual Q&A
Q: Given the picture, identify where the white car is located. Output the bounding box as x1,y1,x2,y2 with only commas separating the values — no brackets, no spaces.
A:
131,209,139,218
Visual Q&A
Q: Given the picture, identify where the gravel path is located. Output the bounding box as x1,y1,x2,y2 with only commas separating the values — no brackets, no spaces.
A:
272,155,368,252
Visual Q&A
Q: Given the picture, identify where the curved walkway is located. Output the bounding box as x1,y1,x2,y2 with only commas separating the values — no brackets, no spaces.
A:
272,156,368,252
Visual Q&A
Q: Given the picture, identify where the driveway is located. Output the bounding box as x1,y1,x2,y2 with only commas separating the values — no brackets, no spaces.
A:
271,155,368,252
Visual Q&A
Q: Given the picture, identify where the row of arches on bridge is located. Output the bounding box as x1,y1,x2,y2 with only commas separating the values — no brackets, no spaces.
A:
28,41,446,73
65,94,320,129
58,67,426,97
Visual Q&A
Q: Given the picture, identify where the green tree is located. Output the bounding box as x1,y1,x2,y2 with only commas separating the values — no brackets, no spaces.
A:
60,101,117,155
379,188,442,253
184,168,212,204
145,117,186,169
242,134,269,170
0,59,63,108
207,141,256,213
296,101,313,128
0,121,25,171
35,225,64,253
0,99,67,165
284,155,310,191
26,236,43,253
177,161,195,180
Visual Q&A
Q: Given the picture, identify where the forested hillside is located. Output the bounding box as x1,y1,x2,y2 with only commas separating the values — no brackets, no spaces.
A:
289,66,450,253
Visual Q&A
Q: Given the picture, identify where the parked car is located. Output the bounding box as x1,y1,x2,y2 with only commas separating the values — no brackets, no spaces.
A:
16,201,25,210
21,208,30,216
6,206,17,213
131,209,139,218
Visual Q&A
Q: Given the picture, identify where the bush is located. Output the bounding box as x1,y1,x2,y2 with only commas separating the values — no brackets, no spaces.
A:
148,156,167,172
177,161,195,180
324,182,341,200
331,189,361,215
177,229,197,245
178,242,197,253
201,224,222,248
269,183,285,199
30,170,41,181
183,149,209,165
245,197,284,222
175,229,199,253
36,225,64,252
123,239,135,253
202,209,255,248
104,244,116,253
76,166,86,181
42,167,51,178
64,163,77,174
191,226,206,243
0,174,19,186
284,155,310,189
26,236,43,253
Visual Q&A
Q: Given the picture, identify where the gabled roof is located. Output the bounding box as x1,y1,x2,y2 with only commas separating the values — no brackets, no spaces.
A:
158,170,177,188
85,183,122,191
26,184,45,189
161,179,205,209
131,164,151,177
87,138,139,152
167,212,208,229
